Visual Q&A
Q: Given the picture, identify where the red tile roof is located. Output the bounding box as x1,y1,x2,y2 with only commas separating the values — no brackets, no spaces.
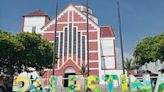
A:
23,10,48,17
100,26,114,37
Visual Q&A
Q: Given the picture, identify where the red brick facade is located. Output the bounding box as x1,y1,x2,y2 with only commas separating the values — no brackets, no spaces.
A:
41,4,100,77
22,4,116,86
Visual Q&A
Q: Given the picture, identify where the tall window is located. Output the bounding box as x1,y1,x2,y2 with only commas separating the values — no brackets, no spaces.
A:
60,32,63,58
73,27,77,55
69,23,72,54
82,36,86,61
32,26,36,33
55,37,59,56
64,28,68,56
78,32,81,58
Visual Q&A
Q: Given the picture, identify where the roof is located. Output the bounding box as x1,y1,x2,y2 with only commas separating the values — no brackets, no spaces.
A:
23,10,48,17
41,3,99,30
100,26,114,37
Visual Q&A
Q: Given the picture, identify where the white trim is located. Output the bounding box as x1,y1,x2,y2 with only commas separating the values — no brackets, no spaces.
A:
71,5,100,30
57,32,60,69
42,10,68,31
42,4,100,33
89,60,99,63
78,30,99,32
43,29,99,33
89,50,98,53
89,68,99,70
101,37,115,40
58,58,81,70
71,12,74,59
44,31,56,33
62,27,67,66
44,30,66,33
98,30,102,82
72,11,73,22
44,21,87,24
67,12,70,59
89,40,98,42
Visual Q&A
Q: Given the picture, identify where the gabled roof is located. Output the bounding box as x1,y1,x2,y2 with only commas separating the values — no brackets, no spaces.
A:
23,10,48,17
41,3,100,30
100,26,114,37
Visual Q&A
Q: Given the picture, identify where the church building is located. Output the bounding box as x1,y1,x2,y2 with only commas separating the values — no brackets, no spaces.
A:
22,3,122,86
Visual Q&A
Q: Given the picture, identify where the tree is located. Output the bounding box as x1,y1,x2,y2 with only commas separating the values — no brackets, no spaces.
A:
16,32,53,72
133,33,164,65
124,58,138,75
0,30,24,74
0,30,54,75
155,34,164,62
81,64,86,77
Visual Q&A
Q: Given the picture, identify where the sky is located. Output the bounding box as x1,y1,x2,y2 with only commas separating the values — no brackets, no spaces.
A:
0,0,164,69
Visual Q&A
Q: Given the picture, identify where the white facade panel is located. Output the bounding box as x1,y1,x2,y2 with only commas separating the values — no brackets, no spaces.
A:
102,57,115,69
101,38,114,56
100,38,115,69
24,16,46,35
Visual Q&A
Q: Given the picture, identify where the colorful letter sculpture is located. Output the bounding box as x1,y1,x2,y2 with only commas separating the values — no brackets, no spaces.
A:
86,75,100,92
102,75,113,92
12,76,31,92
68,75,80,92
29,76,45,92
129,74,152,92
12,73,164,92
12,74,45,92
121,74,128,92
155,74,164,92
50,75,57,92
102,74,119,92
143,74,152,92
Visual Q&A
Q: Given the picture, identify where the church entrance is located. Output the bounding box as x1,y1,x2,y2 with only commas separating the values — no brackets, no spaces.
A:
64,73,75,87
63,67,76,87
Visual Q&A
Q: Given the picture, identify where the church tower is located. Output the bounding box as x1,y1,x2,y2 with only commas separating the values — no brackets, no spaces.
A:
22,10,50,35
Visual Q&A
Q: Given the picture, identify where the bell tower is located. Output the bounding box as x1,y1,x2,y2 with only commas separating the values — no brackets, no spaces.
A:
22,10,50,35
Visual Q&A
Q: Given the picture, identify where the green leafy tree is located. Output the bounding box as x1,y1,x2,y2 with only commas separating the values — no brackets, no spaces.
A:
133,33,164,65
0,30,24,74
16,32,53,72
0,30,54,75
81,64,86,76
155,34,164,62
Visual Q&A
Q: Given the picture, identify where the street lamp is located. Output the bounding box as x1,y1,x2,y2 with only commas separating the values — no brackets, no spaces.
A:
52,0,58,75
116,0,125,74
86,0,90,76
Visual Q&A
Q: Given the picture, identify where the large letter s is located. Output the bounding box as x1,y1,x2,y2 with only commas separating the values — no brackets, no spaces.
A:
86,75,100,92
